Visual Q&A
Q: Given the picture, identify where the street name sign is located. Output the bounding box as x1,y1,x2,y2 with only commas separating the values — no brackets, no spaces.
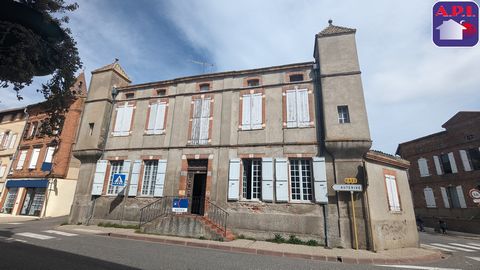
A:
332,184,363,192
111,174,126,187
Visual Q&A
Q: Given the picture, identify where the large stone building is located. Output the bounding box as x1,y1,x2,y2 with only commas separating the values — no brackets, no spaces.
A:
0,74,87,217
397,112,480,234
69,22,417,250
0,108,26,199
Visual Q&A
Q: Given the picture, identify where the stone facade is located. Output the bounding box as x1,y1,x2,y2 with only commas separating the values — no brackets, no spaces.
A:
0,74,87,217
69,22,417,250
397,112,480,234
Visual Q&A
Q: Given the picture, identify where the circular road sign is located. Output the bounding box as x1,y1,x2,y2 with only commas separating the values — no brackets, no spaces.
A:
469,188,480,199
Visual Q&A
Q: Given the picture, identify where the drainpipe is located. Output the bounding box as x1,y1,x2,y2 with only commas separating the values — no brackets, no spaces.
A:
362,160,376,251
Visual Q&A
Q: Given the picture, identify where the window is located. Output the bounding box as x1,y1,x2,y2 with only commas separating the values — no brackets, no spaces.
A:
242,159,262,200
190,98,210,145
141,160,158,196
385,174,401,212
107,161,124,195
462,148,480,171
423,187,436,208
442,186,467,209
113,103,134,136
29,148,41,169
417,158,430,177
0,131,12,149
89,123,95,136
0,164,6,177
439,153,452,174
44,147,55,163
23,123,30,139
2,187,18,214
16,150,28,169
337,105,350,124
286,88,310,128
125,93,134,99
156,89,166,96
289,74,304,82
146,102,167,134
290,159,313,201
241,93,262,130
199,83,210,92
247,79,259,87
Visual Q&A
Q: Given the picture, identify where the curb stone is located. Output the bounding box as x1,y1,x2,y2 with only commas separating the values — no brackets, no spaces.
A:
99,232,446,265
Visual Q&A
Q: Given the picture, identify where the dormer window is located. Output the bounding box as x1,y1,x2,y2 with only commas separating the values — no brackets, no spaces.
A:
247,79,259,87
199,83,210,92
156,89,166,96
125,93,134,99
289,74,304,82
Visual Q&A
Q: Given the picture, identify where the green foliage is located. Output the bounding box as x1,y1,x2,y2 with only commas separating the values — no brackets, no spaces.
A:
287,235,303,245
266,234,322,246
97,222,139,230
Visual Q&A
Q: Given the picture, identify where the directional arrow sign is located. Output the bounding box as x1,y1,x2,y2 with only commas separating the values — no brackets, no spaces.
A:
332,184,363,192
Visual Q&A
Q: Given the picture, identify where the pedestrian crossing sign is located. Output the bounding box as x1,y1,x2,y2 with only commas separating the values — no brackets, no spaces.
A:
111,174,126,186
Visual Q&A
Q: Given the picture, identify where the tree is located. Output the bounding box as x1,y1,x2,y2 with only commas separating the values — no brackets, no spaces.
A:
0,0,82,135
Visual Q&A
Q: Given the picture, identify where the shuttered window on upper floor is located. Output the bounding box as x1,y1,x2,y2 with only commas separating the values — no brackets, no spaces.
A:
113,103,134,136
146,102,167,134
190,98,211,145
417,158,430,177
286,88,310,128
241,93,262,130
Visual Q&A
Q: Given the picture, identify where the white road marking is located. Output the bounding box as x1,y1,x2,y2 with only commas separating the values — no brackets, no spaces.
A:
430,243,475,252
72,228,103,234
43,230,78,237
5,223,23,225
421,244,456,252
449,243,480,250
466,256,480,262
6,237,27,243
376,264,462,270
467,242,480,248
15,232,55,240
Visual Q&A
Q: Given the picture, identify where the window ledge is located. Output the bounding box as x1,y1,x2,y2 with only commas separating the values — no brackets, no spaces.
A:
287,201,315,205
283,126,315,130
238,128,264,132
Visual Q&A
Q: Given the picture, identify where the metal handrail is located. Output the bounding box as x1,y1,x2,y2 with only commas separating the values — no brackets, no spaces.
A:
206,199,229,237
139,196,174,226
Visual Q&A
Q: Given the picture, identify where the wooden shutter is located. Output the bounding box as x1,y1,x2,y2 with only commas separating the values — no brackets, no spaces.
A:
146,103,158,133
0,132,4,147
128,160,142,196
44,147,55,163
312,157,328,204
154,160,166,197
418,158,429,177
191,99,202,143
8,134,17,149
459,150,472,172
4,133,12,149
433,156,443,175
241,95,251,130
261,158,274,202
119,160,131,195
154,103,166,133
385,174,400,211
228,159,240,200
286,91,297,127
448,152,457,173
113,105,125,135
297,89,310,127
16,150,27,169
456,186,467,208
91,160,108,195
251,94,262,129
121,105,134,136
275,158,289,202
199,98,210,144
423,187,436,208
440,187,450,208
0,165,6,177
29,148,41,169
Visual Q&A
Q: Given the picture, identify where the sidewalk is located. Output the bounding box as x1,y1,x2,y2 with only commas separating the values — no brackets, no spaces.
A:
0,214,39,224
59,225,445,265
422,227,480,240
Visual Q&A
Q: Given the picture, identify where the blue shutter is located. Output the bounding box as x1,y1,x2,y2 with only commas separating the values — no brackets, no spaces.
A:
91,160,108,195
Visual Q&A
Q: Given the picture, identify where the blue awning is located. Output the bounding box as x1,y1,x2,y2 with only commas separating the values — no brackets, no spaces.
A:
6,179,49,188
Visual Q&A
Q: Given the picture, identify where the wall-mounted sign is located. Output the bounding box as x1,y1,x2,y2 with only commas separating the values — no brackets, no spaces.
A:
332,184,363,192
172,198,189,213
344,178,358,184
469,188,480,199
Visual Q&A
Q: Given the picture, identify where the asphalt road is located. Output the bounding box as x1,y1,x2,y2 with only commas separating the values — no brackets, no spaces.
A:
0,217,478,270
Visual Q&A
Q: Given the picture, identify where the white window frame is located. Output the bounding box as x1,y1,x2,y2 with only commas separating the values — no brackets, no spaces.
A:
28,148,41,169
44,146,55,163
286,87,310,128
113,103,134,137
417,158,430,177
423,187,436,208
385,174,401,212
241,93,262,130
289,159,313,202
337,105,350,124
146,102,167,135
107,161,124,195
241,159,262,200
190,98,210,145
141,160,158,196
16,150,28,170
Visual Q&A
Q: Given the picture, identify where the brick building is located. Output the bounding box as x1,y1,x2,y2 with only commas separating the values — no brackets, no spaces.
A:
0,108,26,198
397,112,480,233
69,22,418,250
0,74,87,217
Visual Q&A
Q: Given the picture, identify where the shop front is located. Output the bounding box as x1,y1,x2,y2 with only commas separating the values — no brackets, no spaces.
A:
0,179,48,216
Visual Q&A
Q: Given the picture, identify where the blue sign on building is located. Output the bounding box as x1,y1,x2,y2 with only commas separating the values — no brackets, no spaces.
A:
172,198,188,213
111,174,126,186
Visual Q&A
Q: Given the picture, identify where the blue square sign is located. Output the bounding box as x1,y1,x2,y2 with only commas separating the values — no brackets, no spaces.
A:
111,174,126,186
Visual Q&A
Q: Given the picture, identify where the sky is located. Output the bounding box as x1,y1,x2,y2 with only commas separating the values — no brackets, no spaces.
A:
1,0,479,154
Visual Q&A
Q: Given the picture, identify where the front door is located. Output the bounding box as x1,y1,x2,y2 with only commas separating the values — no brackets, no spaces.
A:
191,173,206,215
20,188,46,216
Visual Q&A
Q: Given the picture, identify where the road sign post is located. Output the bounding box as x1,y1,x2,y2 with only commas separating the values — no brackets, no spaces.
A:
332,183,362,250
